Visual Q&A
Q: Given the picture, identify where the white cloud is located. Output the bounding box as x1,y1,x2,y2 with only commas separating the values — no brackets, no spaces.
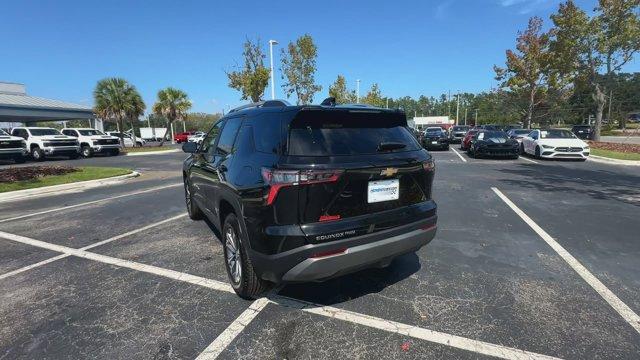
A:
498,0,553,14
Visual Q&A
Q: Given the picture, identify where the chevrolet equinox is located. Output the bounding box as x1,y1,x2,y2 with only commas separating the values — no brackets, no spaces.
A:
181,99,438,299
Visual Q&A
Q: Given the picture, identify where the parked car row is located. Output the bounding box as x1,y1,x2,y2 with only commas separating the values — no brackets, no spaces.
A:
0,126,130,164
459,127,590,160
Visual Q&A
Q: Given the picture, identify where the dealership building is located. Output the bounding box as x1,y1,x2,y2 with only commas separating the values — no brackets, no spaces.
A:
0,81,99,130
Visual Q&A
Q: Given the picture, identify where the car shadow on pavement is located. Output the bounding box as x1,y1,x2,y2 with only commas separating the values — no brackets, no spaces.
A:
498,165,640,207
277,252,422,305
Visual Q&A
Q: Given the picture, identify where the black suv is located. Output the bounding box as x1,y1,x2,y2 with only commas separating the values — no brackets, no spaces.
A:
181,100,438,298
571,125,594,140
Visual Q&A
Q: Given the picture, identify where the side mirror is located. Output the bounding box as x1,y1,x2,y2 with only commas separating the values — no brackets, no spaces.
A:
182,141,198,153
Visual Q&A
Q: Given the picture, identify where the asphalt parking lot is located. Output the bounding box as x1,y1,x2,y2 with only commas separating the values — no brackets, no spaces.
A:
1,150,639,359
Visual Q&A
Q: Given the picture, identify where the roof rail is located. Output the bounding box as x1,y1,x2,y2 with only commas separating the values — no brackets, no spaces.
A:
228,99,290,113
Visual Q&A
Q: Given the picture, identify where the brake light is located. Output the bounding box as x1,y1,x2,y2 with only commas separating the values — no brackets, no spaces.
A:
319,214,341,222
261,168,343,205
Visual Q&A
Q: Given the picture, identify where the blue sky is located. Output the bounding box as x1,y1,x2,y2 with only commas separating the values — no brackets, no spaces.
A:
2,0,638,114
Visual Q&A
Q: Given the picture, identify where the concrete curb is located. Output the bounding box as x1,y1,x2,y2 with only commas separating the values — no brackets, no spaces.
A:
125,149,180,156
0,171,140,203
589,155,640,166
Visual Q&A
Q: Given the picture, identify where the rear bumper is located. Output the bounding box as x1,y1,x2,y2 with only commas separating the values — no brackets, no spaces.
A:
282,225,436,282
249,212,437,284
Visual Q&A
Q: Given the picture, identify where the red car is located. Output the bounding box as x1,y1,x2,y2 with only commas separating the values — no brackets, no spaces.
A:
460,129,478,151
174,131,195,143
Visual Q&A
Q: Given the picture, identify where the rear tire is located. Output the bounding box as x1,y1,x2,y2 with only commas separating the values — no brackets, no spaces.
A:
31,147,44,161
223,213,270,299
184,178,203,220
519,143,524,155
535,146,541,159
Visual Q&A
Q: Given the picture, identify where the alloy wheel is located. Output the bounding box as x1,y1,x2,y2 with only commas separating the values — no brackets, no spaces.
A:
225,227,242,284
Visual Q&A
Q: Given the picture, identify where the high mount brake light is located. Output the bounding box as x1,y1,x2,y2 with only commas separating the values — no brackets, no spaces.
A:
261,168,343,205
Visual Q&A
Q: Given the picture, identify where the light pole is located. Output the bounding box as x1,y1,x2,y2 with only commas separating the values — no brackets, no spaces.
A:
455,91,460,126
269,40,278,100
475,109,479,125
356,79,361,103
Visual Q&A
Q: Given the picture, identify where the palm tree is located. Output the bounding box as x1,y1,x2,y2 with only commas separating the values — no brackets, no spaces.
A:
93,78,144,148
125,91,146,147
152,87,192,146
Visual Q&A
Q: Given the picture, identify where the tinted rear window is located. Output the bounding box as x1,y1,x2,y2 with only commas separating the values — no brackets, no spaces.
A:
288,110,419,156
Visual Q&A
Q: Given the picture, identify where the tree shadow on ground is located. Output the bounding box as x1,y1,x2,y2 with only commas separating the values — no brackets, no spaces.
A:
497,164,640,207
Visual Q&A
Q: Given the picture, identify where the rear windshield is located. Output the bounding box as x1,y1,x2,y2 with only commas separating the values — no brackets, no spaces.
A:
452,126,469,131
512,129,530,135
288,110,419,156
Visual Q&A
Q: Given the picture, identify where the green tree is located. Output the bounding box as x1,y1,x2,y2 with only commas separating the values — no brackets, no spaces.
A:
227,38,270,102
93,78,143,148
152,87,192,146
361,83,385,107
280,34,322,105
328,75,356,104
550,0,640,140
495,17,553,129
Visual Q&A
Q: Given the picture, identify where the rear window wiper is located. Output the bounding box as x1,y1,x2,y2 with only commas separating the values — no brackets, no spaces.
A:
377,142,406,152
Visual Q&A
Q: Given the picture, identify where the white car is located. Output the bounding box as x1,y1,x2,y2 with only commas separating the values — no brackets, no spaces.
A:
62,128,121,157
521,129,590,160
187,132,206,144
11,127,80,161
0,128,28,163
106,132,145,147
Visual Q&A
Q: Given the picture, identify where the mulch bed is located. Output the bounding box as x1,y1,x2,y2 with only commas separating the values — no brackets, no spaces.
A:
587,141,640,153
0,166,78,183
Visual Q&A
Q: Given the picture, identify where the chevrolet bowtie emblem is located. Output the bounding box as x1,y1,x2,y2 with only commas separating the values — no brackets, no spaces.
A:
380,168,398,177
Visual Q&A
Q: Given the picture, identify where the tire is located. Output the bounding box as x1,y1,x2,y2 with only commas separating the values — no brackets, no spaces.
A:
444,145,449,151
519,143,525,155
81,145,93,158
184,178,203,220
14,156,26,164
535,146,541,159
223,213,270,299
31,147,44,161
467,147,475,158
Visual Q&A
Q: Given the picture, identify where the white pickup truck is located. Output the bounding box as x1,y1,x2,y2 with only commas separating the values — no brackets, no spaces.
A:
61,128,121,157
0,129,28,163
11,127,80,161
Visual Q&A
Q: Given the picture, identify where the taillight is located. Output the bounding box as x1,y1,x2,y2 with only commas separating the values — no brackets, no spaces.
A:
261,168,343,205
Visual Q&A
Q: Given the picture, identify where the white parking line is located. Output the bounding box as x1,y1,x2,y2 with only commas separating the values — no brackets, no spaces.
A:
0,229,561,359
519,156,539,164
0,183,182,223
0,213,186,280
450,147,467,162
492,187,640,335
195,298,270,360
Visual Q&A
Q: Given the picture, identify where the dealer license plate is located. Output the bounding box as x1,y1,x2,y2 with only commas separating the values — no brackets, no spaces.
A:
367,179,400,203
